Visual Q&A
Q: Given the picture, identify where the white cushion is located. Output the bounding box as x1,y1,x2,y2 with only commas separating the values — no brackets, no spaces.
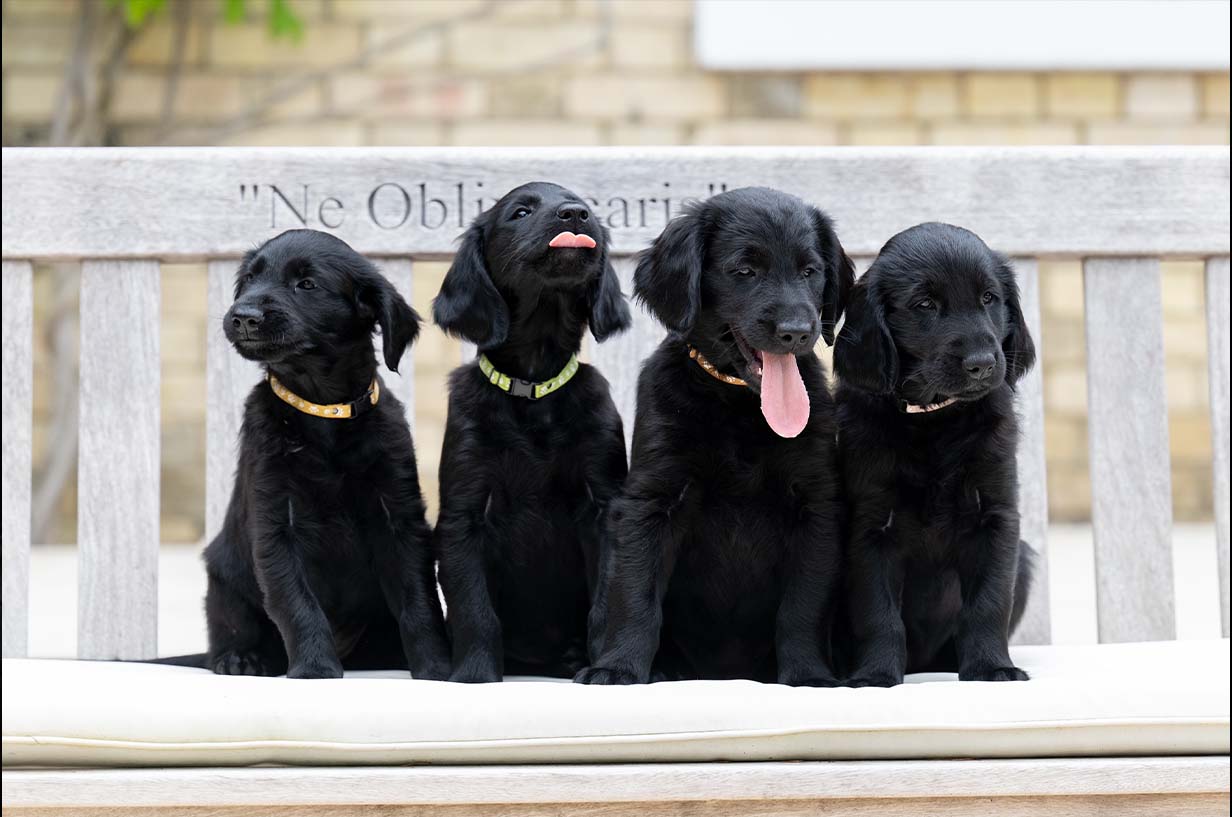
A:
3,640,1227,767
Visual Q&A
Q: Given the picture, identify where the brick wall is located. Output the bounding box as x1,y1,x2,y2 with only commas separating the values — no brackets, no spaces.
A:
4,0,1228,541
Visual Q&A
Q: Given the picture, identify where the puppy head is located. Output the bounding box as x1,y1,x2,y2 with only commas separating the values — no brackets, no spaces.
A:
635,187,854,437
432,181,631,348
224,229,420,372
835,222,1035,405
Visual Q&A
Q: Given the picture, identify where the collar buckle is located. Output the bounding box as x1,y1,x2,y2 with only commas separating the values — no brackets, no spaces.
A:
508,378,537,400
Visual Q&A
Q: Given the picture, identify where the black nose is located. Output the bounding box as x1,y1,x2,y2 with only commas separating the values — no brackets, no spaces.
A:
230,305,263,335
963,351,997,381
775,320,815,351
556,202,589,223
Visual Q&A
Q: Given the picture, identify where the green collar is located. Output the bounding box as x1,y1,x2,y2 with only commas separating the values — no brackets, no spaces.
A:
478,353,580,400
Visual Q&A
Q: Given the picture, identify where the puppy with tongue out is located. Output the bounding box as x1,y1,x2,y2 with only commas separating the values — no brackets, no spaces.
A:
577,187,855,687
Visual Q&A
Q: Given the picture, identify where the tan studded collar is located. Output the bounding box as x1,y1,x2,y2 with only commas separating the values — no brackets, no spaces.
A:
688,346,748,388
268,373,380,419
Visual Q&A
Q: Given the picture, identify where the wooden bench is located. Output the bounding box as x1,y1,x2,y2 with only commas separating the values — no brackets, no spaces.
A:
1,146,1228,815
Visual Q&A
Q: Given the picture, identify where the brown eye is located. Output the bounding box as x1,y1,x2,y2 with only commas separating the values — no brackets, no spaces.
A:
982,290,996,305
512,207,531,220
732,267,754,277
297,278,317,290
916,298,936,310
802,267,817,278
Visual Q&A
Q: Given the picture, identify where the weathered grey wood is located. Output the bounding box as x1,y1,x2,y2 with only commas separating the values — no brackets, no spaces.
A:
5,794,1229,817
1084,258,1175,643
374,258,415,437
1,259,33,658
1207,257,1230,637
205,260,261,540
1011,258,1050,645
2,147,1227,260
77,260,160,659
3,757,1227,808
587,255,665,449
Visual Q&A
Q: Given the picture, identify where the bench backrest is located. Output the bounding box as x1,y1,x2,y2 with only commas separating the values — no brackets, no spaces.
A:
2,146,1228,659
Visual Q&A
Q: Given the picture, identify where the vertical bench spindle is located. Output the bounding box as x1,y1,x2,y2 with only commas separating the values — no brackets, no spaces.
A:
77,260,161,659
1,260,33,658
1084,258,1176,643
1011,258,1051,645
1206,257,1230,637
205,260,262,540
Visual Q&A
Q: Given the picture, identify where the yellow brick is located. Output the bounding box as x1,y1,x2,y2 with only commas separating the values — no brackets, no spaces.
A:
450,119,602,146
1171,466,1212,521
1201,74,1230,117
446,20,603,70
1044,416,1086,464
691,119,837,146
964,73,1040,118
265,81,327,120
1166,368,1208,412
610,22,688,69
1086,122,1229,145
1,0,77,19
565,75,724,120
208,24,362,68
845,122,921,146
488,76,562,118
909,73,960,119
803,75,909,120
1163,320,1209,362
221,121,366,146
111,74,166,122
1160,261,1206,318
1047,463,1091,522
364,28,444,68
331,0,486,20
1125,74,1197,119
608,124,685,145
584,0,692,21
329,73,487,119
1,21,70,67
172,75,254,120
1044,365,1087,414
1044,73,1119,118
1040,321,1085,364
491,0,570,18
127,22,208,67
369,123,447,146
930,122,1077,145
1041,260,1085,319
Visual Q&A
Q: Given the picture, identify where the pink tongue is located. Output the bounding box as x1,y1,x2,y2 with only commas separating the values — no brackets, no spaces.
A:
760,352,810,438
549,231,597,249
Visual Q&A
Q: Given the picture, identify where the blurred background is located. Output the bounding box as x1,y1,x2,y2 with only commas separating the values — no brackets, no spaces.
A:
2,0,1228,652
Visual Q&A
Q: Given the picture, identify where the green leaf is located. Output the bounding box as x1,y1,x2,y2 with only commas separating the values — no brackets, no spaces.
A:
223,0,246,25
117,0,168,27
268,0,304,41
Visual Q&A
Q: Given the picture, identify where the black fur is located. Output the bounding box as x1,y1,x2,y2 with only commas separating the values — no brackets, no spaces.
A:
201,229,449,679
576,187,854,685
833,221,1037,686
432,182,632,682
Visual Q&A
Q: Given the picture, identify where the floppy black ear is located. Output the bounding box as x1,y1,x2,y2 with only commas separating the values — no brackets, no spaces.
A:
999,260,1037,388
589,228,632,343
834,278,898,394
634,206,704,334
813,208,855,346
360,267,421,374
432,219,510,348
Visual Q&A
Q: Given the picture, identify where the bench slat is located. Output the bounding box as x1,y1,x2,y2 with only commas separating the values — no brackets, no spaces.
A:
586,256,664,453
205,260,261,541
77,260,161,659
374,259,415,437
1,260,33,658
1084,258,1175,643
1011,258,1051,645
1207,256,1230,637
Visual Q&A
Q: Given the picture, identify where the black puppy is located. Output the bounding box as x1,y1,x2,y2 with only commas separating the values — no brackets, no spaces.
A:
203,229,449,679
834,222,1037,686
576,187,854,686
432,181,631,682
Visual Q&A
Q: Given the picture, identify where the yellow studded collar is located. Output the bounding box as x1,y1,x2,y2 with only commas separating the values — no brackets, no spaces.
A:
268,373,380,419
478,354,579,400
689,346,748,388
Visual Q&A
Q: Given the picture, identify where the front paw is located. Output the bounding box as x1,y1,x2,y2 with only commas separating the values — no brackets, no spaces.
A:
211,649,279,677
574,666,640,685
412,658,452,682
287,654,344,679
961,665,1029,682
780,672,842,688
449,653,501,683
846,671,904,688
